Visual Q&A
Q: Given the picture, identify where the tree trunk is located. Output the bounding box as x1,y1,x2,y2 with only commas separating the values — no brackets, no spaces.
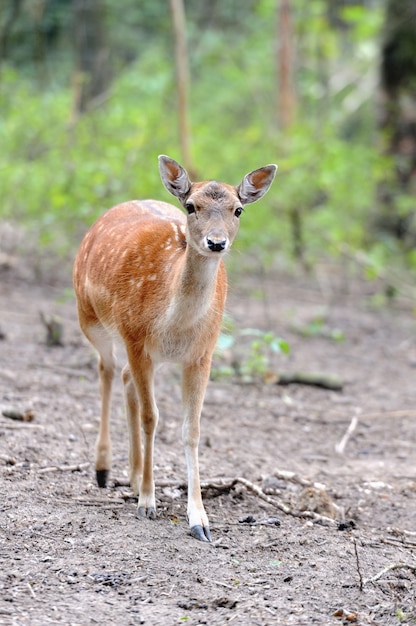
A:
72,0,110,116
0,0,23,65
169,0,195,177
377,0,416,246
276,0,296,130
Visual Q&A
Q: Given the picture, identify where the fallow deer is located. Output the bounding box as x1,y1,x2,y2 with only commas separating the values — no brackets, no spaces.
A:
73,155,277,541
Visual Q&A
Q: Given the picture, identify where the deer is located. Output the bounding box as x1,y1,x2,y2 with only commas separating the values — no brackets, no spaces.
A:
73,155,277,541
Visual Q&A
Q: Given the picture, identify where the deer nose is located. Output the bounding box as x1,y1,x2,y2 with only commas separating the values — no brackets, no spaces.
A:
206,237,228,252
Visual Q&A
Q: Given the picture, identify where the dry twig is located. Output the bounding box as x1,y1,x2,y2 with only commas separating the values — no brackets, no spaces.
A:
359,409,416,420
73,496,124,507
27,582,36,599
364,563,416,585
38,462,90,474
272,468,326,490
336,415,359,454
387,527,416,539
113,474,337,525
353,539,364,592
205,476,337,525
233,476,292,514
335,408,416,454
0,421,43,430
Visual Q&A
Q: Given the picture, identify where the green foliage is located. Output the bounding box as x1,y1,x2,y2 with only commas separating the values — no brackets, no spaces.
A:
213,321,289,382
292,315,345,342
1,0,412,285
0,51,175,250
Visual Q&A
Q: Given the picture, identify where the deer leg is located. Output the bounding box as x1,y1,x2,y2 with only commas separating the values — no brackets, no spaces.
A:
182,357,212,542
127,349,159,520
122,364,142,495
85,325,115,488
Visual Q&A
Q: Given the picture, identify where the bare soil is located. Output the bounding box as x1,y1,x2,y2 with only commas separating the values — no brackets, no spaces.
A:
1,262,416,626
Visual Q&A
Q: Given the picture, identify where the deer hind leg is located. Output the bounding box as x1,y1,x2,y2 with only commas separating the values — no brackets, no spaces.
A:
182,357,212,542
85,324,116,488
122,364,142,496
126,347,159,520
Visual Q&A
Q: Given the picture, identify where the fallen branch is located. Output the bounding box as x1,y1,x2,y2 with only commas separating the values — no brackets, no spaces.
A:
73,496,124,507
2,408,34,422
380,537,416,549
387,527,416,538
207,477,337,525
113,475,336,524
115,476,290,510
380,528,416,548
38,462,90,474
233,476,292,514
271,468,326,490
364,563,416,585
277,371,343,391
0,421,44,430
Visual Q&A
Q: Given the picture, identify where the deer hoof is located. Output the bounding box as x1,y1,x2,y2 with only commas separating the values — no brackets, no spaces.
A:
190,524,211,542
96,469,109,488
137,505,157,520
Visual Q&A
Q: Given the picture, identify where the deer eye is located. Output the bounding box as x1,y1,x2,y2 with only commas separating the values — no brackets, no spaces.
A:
234,207,243,218
185,202,195,215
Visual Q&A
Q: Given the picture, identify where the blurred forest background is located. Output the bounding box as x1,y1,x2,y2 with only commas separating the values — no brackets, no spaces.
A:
1,0,416,288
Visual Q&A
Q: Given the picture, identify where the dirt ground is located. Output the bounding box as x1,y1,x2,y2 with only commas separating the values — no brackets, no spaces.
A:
1,257,416,626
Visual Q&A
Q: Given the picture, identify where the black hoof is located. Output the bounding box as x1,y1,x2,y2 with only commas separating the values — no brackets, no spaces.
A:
96,469,109,488
190,525,211,542
137,506,156,520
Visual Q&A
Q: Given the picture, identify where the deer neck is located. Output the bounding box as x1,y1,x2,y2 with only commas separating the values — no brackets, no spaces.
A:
165,245,222,329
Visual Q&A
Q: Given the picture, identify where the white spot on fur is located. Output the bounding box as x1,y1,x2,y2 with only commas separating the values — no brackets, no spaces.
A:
172,224,181,242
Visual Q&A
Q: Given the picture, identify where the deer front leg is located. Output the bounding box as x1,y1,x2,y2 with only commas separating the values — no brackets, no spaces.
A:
127,349,159,520
182,358,212,542
85,325,116,489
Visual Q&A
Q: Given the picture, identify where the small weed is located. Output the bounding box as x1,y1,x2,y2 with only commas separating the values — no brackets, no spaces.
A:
293,315,345,342
396,608,415,623
213,321,289,382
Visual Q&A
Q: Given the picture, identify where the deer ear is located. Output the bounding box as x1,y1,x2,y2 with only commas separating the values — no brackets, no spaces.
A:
158,155,192,198
237,164,277,205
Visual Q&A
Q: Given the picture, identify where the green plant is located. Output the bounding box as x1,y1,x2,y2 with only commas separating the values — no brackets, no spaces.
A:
293,315,345,342
213,324,289,382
